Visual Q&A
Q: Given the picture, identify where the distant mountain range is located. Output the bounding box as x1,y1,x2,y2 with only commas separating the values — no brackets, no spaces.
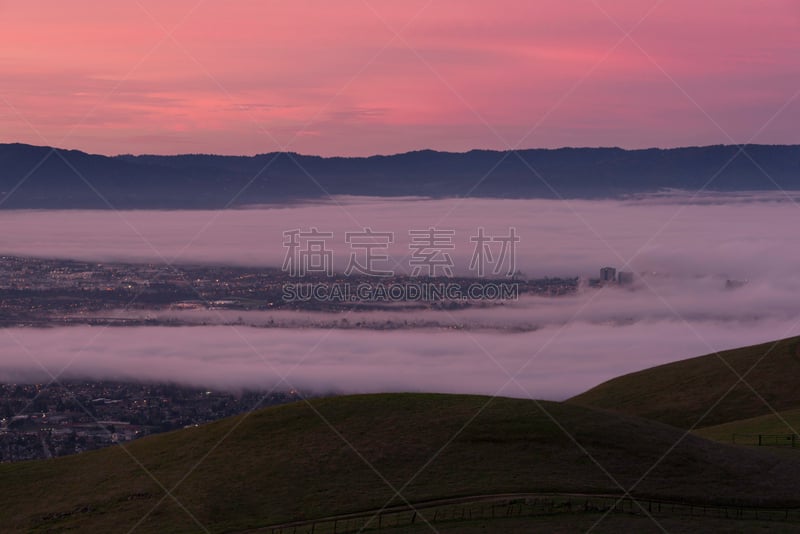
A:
1,143,799,208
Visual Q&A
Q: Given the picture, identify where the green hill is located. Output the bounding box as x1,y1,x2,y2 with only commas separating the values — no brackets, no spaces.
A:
568,336,800,429
3,393,800,532
694,407,800,445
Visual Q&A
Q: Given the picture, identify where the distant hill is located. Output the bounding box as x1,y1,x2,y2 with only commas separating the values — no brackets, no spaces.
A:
568,336,800,429
1,143,799,207
3,393,800,532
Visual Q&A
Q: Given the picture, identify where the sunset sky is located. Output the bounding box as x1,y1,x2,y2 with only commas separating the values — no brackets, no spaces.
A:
1,0,798,156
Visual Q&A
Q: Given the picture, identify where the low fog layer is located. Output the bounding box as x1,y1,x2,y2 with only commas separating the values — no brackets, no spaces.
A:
2,193,799,279
2,194,800,398
0,320,795,400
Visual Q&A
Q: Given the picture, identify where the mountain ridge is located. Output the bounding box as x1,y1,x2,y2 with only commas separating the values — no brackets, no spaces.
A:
2,142,799,208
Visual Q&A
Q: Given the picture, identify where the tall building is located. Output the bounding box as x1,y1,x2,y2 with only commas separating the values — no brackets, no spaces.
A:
600,267,616,283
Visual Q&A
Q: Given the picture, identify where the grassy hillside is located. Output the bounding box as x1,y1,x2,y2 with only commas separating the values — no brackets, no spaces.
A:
694,407,800,444
385,514,800,534
3,393,800,532
568,336,800,429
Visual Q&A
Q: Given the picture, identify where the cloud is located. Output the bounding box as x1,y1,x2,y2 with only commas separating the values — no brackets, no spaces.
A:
0,318,795,401
2,195,800,279
2,196,800,399
1,1,798,154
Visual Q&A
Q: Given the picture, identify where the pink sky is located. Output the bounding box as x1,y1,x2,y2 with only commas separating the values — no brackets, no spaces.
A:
1,0,798,156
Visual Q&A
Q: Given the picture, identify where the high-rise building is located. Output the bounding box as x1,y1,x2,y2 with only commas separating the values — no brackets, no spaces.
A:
600,267,616,282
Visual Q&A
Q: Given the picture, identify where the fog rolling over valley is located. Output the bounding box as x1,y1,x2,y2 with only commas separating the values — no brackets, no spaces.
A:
0,320,797,401
2,193,799,277
3,194,800,398
5,2,800,530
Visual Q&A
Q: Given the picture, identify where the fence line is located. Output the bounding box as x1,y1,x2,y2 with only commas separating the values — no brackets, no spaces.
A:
254,493,800,533
732,433,799,447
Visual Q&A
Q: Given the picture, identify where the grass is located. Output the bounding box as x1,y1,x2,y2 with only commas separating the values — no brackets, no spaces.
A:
254,493,800,533
3,393,800,532
694,407,800,445
567,335,800,429
376,513,800,534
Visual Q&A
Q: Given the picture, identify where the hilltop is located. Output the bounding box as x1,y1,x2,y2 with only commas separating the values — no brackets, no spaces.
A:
568,336,800,429
2,143,800,207
3,393,800,532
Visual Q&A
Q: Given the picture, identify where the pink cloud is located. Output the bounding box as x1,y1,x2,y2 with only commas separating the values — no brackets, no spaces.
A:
1,1,798,155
